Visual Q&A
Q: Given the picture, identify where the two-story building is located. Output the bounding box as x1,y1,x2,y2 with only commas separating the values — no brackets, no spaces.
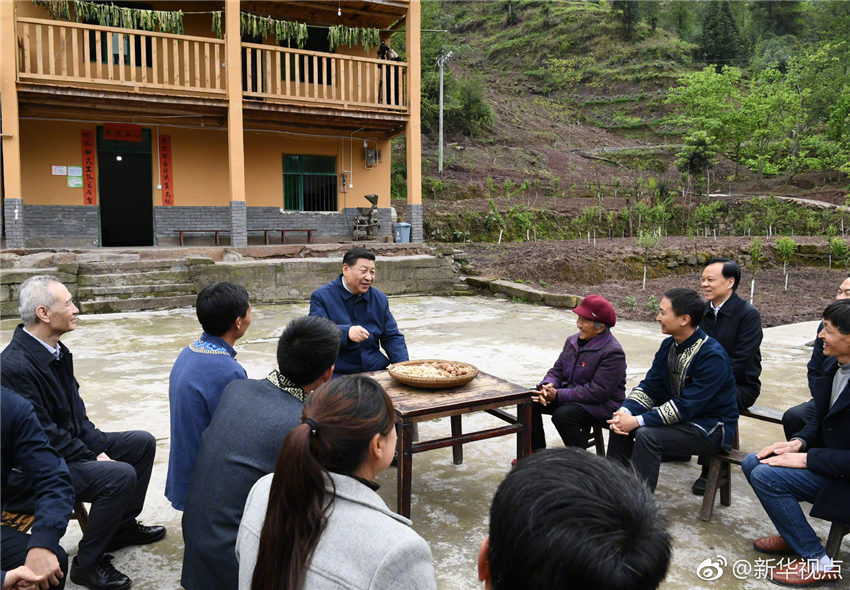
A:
0,0,422,248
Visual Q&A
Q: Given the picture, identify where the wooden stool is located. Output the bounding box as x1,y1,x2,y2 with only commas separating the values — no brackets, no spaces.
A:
2,501,89,533
584,423,606,457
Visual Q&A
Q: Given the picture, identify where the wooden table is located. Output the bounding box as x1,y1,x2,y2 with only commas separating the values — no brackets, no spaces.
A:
363,370,533,518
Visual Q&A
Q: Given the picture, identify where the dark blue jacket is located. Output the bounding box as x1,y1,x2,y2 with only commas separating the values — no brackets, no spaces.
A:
1,325,108,462
700,292,762,410
1,387,74,582
309,275,408,375
796,356,850,523
623,328,739,450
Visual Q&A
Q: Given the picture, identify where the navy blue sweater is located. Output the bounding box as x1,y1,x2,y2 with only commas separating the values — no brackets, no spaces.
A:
1,387,74,583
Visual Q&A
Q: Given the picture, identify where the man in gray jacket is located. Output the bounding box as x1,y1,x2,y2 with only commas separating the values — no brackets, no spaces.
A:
180,315,340,590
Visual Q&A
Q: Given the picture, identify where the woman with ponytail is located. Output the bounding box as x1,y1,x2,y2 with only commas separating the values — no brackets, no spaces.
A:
235,375,436,590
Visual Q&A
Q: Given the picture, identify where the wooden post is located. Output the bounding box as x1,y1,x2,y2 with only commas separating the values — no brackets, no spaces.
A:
405,0,423,241
225,0,246,246
1,1,25,247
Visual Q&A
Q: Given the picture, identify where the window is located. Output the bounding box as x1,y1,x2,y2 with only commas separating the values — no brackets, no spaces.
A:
283,155,337,212
281,27,332,85
84,2,153,67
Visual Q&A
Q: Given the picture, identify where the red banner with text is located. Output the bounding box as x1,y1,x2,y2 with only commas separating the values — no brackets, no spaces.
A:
159,135,174,206
103,123,143,142
81,130,97,205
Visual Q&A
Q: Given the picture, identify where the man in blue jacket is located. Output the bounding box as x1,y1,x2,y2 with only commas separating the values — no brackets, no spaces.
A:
309,247,408,375
2,387,74,589
165,281,250,511
742,299,850,587
607,288,738,493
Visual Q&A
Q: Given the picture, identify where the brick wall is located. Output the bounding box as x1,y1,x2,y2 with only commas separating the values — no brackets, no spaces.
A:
21,205,99,247
154,206,394,244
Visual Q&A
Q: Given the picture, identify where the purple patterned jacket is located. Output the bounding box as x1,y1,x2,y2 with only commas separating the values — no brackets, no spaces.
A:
538,329,627,423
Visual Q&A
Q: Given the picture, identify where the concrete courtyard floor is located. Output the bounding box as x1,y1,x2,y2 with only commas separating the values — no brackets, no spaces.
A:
1,295,843,589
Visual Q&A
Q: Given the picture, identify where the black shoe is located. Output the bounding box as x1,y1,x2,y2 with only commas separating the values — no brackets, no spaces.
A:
105,521,166,552
692,475,707,495
70,555,132,590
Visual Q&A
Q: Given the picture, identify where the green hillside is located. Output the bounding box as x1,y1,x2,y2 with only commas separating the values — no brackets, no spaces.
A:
391,1,850,243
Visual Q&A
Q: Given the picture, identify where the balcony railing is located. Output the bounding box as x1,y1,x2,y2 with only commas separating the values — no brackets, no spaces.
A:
17,17,226,96
15,17,408,113
241,42,407,111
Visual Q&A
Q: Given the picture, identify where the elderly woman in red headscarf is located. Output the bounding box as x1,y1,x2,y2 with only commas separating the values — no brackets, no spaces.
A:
531,295,627,451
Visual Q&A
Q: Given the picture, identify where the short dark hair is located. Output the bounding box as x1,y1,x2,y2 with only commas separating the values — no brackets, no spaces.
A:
277,316,341,386
823,299,850,335
663,287,704,327
196,282,250,336
488,448,671,590
705,257,741,291
342,247,375,267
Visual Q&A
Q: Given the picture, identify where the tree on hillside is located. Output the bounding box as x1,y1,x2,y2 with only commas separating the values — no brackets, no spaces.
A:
611,1,640,40
665,66,748,177
696,1,742,69
748,1,805,39
675,130,718,198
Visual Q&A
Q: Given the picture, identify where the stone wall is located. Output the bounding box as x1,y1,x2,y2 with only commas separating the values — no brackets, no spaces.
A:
189,254,454,304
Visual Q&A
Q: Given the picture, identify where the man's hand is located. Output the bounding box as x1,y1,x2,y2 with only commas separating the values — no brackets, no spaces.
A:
96,452,113,461
25,547,62,590
759,452,807,469
756,439,803,460
348,325,370,343
532,383,557,406
2,565,44,590
607,409,638,436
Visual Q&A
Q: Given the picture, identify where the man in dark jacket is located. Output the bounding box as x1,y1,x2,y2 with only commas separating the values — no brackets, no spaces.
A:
0,276,165,590
607,288,738,493
531,295,626,450
782,275,850,439
1,387,74,589
309,247,408,375
693,258,763,494
742,299,850,586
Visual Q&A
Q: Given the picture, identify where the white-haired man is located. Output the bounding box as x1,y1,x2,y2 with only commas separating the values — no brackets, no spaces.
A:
1,276,166,590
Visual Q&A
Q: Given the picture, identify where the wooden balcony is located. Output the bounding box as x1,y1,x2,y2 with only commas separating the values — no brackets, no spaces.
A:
15,17,408,128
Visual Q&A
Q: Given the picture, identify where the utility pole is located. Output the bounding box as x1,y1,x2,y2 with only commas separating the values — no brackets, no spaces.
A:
437,50,453,176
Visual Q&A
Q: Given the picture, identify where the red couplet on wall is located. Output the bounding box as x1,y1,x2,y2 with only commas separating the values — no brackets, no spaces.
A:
81,130,97,205
159,135,174,206
103,123,143,142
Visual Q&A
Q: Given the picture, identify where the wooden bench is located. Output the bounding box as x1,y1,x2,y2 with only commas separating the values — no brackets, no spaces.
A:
700,405,783,522
585,423,606,456
254,228,316,245
174,229,229,246
2,501,89,533
699,405,848,558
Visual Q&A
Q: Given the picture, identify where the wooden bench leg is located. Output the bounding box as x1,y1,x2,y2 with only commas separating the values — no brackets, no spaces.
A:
281,230,288,245
307,230,314,243
73,501,89,532
178,231,185,246
264,230,270,245
699,457,725,522
214,230,220,246
825,522,849,559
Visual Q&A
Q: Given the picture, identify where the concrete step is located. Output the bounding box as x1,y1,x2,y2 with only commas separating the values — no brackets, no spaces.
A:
77,269,191,287
77,259,190,275
79,294,196,314
77,283,195,300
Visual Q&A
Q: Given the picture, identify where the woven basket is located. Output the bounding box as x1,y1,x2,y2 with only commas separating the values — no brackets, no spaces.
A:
387,359,479,389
